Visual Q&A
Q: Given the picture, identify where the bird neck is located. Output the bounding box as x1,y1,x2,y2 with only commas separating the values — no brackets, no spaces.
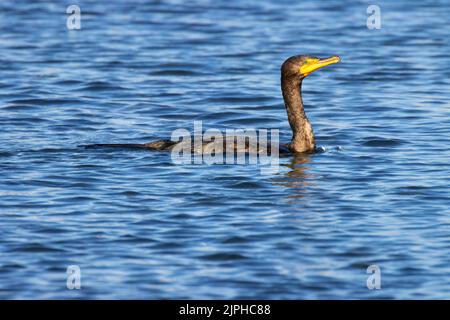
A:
281,76,315,153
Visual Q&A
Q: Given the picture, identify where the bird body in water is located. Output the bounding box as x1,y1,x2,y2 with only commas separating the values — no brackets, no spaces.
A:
83,55,340,154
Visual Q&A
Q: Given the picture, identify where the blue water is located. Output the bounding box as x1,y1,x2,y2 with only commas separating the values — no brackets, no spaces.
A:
1,0,449,299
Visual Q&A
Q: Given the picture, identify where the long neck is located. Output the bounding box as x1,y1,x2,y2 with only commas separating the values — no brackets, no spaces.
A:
281,75,315,153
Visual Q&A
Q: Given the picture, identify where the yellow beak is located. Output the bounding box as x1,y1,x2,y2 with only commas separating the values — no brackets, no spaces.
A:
300,56,341,76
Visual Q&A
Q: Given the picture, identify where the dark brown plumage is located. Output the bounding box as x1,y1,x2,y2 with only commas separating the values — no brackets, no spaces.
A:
82,55,340,154
281,56,315,153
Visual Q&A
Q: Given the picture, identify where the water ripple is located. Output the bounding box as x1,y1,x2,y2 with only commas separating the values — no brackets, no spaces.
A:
0,0,449,300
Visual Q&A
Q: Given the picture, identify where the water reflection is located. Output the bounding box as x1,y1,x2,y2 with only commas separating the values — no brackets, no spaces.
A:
273,153,313,199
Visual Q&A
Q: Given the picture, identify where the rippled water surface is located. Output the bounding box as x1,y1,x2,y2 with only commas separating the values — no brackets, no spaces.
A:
1,0,449,299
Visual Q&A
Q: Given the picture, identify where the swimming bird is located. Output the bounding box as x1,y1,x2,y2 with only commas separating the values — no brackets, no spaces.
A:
83,55,340,154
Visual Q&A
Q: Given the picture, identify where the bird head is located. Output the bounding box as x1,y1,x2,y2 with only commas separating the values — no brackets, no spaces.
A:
281,55,341,79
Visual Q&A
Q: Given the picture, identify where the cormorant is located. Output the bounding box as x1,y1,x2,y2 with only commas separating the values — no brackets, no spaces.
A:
83,55,340,154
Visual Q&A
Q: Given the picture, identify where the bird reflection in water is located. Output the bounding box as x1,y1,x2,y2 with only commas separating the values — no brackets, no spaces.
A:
272,153,313,199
